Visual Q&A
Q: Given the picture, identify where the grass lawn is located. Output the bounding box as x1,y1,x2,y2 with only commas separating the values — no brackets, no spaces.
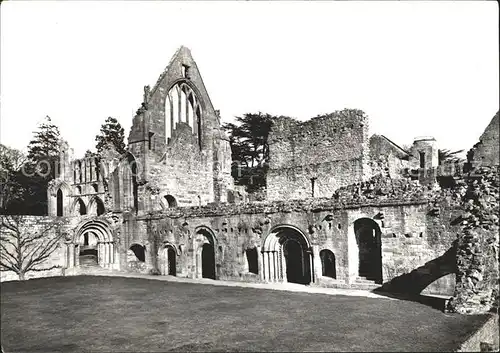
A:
0,276,490,352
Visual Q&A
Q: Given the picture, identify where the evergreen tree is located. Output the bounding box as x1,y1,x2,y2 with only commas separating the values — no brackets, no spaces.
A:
95,117,126,156
26,115,61,179
0,144,27,214
223,112,273,193
24,116,62,215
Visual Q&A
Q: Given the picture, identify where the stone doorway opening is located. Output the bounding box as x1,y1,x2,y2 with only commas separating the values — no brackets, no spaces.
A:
354,218,382,284
195,227,217,280
78,231,98,266
262,225,313,285
167,246,176,276
201,243,216,279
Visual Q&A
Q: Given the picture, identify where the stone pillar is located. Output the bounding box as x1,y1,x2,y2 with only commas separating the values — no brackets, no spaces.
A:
97,242,102,265
281,248,287,282
312,245,322,282
259,250,265,281
262,251,268,281
74,245,79,267
309,249,315,284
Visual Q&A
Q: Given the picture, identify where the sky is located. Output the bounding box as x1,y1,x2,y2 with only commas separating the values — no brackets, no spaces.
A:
1,1,498,158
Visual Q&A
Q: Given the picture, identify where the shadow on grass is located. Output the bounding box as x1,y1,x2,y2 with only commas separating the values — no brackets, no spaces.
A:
371,243,457,312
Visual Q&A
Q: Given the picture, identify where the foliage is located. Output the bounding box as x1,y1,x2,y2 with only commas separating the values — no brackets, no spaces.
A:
95,117,126,156
26,115,62,179
2,117,62,215
438,148,465,164
223,112,273,193
0,145,27,214
0,215,64,280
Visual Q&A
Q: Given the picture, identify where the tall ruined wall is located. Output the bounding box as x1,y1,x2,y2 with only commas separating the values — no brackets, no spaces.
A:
369,134,411,179
469,112,499,168
449,166,499,314
126,46,233,210
267,109,371,201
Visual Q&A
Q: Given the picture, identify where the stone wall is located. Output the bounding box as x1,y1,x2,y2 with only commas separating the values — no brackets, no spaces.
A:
449,166,499,314
267,109,371,200
469,112,499,168
126,46,233,210
369,134,411,179
0,216,69,282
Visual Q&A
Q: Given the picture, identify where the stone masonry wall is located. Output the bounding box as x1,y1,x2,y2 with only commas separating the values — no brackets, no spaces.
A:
0,216,70,282
126,46,232,210
119,195,459,295
469,112,500,168
267,109,371,200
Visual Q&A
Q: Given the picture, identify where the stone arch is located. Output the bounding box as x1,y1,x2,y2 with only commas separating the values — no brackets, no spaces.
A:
88,196,105,216
48,181,71,217
72,197,87,216
320,249,337,279
262,225,313,285
129,243,146,262
159,242,178,276
121,152,139,211
194,226,217,279
165,79,203,148
353,218,383,284
162,195,177,208
68,219,115,269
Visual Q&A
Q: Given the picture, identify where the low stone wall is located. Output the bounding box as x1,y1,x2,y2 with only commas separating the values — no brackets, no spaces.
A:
456,314,499,352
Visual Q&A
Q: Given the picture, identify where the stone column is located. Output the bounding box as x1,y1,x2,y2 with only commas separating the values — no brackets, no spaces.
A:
281,248,287,282
262,251,268,281
97,242,102,265
309,249,315,284
258,247,264,281
74,245,79,267
312,245,322,282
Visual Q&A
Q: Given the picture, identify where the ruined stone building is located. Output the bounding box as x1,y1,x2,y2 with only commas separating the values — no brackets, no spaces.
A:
2,47,498,314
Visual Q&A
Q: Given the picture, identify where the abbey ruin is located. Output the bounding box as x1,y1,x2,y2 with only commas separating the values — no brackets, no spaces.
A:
1,47,498,315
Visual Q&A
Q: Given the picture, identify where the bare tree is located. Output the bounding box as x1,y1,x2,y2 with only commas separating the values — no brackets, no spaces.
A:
0,215,65,280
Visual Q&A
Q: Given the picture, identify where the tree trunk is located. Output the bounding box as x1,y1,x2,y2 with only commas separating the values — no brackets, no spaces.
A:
18,272,25,281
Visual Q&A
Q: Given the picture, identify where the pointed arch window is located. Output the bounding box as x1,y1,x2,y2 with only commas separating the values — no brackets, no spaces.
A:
165,82,202,148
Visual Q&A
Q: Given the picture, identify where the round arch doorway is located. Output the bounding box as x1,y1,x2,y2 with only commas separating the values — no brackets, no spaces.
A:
194,227,217,280
68,219,115,270
262,225,313,285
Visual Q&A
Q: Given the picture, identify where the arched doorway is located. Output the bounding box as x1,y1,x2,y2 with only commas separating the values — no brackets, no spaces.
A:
262,226,312,285
354,218,382,284
78,231,98,266
202,243,215,279
167,246,176,276
320,249,336,279
69,219,115,270
195,227,217,280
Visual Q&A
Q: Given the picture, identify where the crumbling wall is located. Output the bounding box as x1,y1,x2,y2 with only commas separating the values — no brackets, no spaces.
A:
126,46,233,210
369,134,411,179
449,166,499,314
468,112,500,168
267,109,371,201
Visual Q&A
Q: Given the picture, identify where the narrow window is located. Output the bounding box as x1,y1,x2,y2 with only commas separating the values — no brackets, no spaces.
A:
419,151,425,168
311,177,317,197
148,132,154,151
56,189,63,217
182,64,189,78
